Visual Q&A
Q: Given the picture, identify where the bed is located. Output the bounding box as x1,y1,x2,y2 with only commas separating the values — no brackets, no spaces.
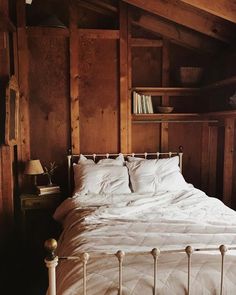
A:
44,150,236,295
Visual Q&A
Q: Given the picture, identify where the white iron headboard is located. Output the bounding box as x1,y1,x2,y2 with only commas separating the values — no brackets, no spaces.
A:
67,147,183,196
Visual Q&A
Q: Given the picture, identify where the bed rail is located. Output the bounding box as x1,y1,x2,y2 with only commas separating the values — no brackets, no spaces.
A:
45,239,235,295
67,146,183,196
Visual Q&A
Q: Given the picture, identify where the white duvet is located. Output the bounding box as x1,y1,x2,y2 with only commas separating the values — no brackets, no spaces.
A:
53,188,236,294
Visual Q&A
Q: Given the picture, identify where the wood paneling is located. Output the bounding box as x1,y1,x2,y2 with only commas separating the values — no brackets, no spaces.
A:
28,35,70,189
125,0,235,42
132,123,160,152
180,0,236,24
133,12,222,54
132,47,162,87
169,123,202,187
223,118,235,206
78,38,119,154
69,4,80,154
16,0,30,190
119,2,129,153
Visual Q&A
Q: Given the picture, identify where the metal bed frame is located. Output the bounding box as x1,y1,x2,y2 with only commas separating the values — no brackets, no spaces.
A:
44,148,235,295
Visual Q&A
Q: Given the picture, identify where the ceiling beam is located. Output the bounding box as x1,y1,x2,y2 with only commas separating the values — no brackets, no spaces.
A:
132,13,223,54
77,0,116,17
123,0,235,43
179,0,236,24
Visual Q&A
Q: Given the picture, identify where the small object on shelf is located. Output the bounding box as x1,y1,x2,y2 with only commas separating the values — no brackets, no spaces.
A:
179,66,203,86
133,91,153,114
36,185,61,196
44,162,57,186
157,106,174,113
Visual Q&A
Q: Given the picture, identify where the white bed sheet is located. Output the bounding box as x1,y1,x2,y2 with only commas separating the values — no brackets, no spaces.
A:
53,188,236,294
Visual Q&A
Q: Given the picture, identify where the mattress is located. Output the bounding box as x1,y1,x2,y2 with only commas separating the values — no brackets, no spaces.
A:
53,188,236,294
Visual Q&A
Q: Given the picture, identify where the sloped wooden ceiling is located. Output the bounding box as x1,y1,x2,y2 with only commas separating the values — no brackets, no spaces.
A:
179,0,236,23
75,0,236,54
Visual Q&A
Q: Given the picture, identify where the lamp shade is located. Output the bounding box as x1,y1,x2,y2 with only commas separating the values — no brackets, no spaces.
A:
24,159,44,175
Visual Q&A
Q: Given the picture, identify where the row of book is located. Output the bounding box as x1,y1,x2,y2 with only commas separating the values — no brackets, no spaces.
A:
133,91,154,114
36,185,60,196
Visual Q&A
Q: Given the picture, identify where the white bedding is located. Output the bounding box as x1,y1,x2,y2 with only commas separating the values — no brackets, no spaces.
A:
53,188,236,294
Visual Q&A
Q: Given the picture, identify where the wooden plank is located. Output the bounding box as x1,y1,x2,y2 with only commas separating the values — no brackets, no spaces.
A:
27,27,69,37
1,146,14,226
133,87,200,96
204,75,236,90
201,123,209,192
0,148,3,234
132,13,222,54
119,2,129,153
131,38,163,47
127,9,132,153
161,39,170,152
69,2,80,154
223,118,235,206
78,29,119,39
16,0,30,190
208,126,218,196
79,38,119,154
124,0,235,42
77,0,116,17
0,11,16,32
180,0,236,24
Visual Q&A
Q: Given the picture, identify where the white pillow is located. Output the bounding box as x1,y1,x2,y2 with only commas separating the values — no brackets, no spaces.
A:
78,153,125,166
73,164,131,195
126,156,190,193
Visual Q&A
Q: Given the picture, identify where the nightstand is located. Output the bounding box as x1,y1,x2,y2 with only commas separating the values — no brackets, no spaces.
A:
20,193,62,246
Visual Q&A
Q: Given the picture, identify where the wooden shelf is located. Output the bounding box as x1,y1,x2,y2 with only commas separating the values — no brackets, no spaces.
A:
132,87,200,96
203,76,236,90
132,111,236,123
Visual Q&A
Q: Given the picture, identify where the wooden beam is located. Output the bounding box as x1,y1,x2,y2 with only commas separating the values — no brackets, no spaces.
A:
201,123,209,192
204,75,236,90
69,2,80,154
131,38,163,47
1,146,14,229
124,0,235,42
119,2,129,153
208,126,217,196
180,0,236,24
77,0,116,17
161,39,170,152
0,11,16,32
16,0,30,190
223,118,234,206
133,87,200,96
132,13,223,54
127,9,132,153
78,29,119,39
27,27,69,37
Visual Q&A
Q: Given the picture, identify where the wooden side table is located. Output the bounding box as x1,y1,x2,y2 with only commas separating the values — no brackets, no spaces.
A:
20,193,62,244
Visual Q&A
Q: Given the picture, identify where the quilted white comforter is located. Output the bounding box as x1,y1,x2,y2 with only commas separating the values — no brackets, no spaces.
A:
53,188,236,294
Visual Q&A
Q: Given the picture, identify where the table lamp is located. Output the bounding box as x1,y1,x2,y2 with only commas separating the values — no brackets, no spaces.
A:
24,159,44,186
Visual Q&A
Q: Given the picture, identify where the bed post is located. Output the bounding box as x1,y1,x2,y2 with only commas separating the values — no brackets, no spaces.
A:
178,146,183,173
44,239,58,295
67,154,72,196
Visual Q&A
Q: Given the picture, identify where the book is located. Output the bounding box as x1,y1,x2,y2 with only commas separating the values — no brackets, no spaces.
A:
36,185,60,196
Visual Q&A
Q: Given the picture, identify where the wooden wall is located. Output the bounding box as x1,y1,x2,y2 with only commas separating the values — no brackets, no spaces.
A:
28,31,70,190
1,1,236,241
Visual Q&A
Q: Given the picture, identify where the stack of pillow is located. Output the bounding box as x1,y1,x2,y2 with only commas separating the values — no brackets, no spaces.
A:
73,153,191,195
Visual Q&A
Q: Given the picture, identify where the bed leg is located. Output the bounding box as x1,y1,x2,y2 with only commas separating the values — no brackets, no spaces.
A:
219,245,228,295
185,246,194,295
44,239,58,295
116,250,125,295
151,248,160,295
